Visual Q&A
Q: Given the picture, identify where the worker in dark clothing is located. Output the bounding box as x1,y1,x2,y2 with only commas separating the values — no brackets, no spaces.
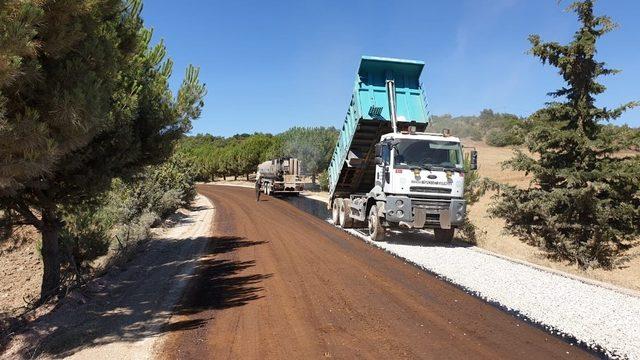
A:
255,175,261,202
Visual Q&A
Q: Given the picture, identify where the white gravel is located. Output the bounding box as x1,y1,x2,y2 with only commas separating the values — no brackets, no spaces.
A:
333,225,640,359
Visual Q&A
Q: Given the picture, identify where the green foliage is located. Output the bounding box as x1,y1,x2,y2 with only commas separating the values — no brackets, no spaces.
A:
103,157,196,226
59,209,111,272
277,127,339,181
458,153,498,244
491,1,640,268
0,0,205,300
55,155,196,271
430,109,529,146
317,171,330,192
485,126,526,147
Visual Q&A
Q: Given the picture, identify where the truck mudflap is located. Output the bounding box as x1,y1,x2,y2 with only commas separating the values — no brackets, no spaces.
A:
385,196,466,228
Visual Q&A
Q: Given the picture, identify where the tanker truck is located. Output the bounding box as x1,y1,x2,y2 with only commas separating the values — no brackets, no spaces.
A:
327,56,478,242
257,157,304,196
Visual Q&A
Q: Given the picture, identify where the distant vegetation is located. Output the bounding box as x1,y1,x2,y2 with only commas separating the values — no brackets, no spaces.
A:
429,109,529,147
491,0,640,268
177,127,339,183
429,109,638,149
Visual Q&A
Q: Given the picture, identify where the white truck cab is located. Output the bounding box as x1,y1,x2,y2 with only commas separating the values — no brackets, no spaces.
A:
377,132,465,198
334,129,477,243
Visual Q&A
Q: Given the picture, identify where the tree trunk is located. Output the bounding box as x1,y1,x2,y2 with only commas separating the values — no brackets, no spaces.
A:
40,209,62,302
234,175,237,181
246,173,250,181
223,174,226,181
311,172,317,184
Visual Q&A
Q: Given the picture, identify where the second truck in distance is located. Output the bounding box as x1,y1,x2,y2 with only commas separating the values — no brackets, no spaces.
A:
327,56,477,242
257,157,304,196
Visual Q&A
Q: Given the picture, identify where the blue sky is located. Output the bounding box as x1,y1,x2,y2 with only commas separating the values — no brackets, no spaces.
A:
142,0,640,136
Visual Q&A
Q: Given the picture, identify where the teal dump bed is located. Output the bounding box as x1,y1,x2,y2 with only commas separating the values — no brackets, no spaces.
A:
328,56,430,200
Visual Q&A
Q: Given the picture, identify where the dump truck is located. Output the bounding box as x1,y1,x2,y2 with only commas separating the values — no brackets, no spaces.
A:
257,157,304,196
327,56,477,242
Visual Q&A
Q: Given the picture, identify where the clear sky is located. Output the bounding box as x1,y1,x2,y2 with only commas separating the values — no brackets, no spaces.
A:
142,0,640,136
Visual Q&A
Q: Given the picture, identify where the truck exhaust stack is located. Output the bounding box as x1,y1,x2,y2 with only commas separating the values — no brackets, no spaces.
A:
386,80,398,134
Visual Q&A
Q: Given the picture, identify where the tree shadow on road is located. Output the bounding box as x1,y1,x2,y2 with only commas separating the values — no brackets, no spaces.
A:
8,234,269,359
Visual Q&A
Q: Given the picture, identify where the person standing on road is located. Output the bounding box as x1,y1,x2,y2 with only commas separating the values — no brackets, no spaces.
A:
255,174,261,202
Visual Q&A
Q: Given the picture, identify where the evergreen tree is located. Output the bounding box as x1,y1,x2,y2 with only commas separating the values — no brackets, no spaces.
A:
0,0,205,300
491,0,640,268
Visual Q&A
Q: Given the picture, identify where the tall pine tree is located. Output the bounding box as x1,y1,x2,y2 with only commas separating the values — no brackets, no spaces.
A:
0,0,205,301
491,0,640,268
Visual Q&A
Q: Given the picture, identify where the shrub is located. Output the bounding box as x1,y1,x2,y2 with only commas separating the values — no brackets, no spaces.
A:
60,209,111,271
485,127,525,147
317,171,330,191
52,154,198,278
458,153,497,244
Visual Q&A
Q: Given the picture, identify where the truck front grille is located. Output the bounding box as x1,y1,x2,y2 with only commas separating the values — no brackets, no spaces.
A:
411,198,451,213
410,187,451,194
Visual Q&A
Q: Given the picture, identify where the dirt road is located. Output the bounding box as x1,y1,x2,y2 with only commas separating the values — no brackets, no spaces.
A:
160,185,593,359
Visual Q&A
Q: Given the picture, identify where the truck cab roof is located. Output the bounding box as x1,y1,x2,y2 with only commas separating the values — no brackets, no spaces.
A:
380,132,461,143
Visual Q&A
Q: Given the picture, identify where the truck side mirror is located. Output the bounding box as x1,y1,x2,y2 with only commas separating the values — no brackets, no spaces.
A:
374,143,383,158
375,157,384,165
470,150,478,170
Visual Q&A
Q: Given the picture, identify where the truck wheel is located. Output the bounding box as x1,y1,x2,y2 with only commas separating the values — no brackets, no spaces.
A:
332,198,342,225
339,199,354,228
434,228,455,243
368,204,385,241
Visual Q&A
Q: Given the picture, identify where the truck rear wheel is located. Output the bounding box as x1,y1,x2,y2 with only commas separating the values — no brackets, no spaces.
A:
332,199,342,225
368,204,385,241
339,199,354,228
434,228,455,243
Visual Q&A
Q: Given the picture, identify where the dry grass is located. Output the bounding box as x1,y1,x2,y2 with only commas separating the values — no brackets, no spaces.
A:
462,139,640,292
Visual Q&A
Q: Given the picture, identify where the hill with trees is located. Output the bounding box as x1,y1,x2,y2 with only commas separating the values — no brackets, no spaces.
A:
429,109,637,149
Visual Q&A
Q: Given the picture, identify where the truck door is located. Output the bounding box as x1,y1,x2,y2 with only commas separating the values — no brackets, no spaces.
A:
382,144,392,192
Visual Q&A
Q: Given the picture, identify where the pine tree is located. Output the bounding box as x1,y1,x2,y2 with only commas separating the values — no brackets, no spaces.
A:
491,0,640,268
0,0,205,301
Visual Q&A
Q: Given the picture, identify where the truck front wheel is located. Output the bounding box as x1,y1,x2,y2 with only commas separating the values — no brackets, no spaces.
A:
339,199,354,228
332,199,342,225
434,228,455,243
368,204,385,242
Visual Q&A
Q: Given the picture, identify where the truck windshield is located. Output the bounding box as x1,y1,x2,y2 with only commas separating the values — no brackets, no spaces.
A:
394,140,463,170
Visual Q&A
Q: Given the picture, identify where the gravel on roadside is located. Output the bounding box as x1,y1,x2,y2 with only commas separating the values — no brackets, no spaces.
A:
338,226,640,359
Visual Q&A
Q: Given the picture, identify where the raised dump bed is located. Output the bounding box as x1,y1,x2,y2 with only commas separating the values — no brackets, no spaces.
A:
327,56,430,200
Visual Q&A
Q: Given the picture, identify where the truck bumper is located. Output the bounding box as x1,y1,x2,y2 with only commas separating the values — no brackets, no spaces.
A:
385,196,466,229
273,182,304,193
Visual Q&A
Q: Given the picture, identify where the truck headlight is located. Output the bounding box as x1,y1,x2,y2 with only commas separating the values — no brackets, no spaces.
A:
397,210,404,218
395,200,404,207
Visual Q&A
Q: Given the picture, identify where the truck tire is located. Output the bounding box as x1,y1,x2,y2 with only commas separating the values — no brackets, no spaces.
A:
434,228,455,243
368,204,385,241
332,198,342,225
339,198,354,228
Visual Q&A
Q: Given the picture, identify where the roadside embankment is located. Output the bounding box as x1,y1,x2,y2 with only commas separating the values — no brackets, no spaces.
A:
2,195,215,359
